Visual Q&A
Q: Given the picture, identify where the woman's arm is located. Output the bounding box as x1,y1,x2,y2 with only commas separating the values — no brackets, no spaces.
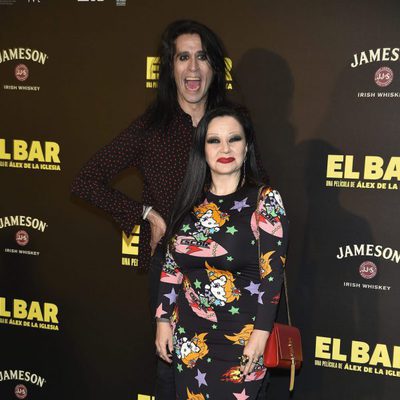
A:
155,251,183,363
241,187,289,375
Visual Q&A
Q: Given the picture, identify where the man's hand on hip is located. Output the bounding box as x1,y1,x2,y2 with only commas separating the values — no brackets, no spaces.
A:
147,209,167,255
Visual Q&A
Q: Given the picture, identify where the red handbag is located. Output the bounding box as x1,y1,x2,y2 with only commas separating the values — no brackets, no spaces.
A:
264,321,303,391
256,187,303,391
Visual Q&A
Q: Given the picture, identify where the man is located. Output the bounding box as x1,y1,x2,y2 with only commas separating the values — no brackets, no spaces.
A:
72,20,266,400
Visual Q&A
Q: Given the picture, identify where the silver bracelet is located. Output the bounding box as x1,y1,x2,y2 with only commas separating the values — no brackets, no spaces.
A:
142,205,153,220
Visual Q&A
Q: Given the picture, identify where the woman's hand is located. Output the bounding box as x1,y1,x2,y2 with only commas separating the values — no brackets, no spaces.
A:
240,329,270,376
155,320,173,363
146,209,167,255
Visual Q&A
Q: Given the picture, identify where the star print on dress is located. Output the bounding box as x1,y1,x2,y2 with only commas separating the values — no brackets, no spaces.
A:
156,185,288,398
244,281,260,296
233,388,250,400
181,224,191,232
195,369,208,387
155,303,167,318
226,225,238,235
194,279,202,289
229,306,240,315
230,197,250,212
164,287,178,305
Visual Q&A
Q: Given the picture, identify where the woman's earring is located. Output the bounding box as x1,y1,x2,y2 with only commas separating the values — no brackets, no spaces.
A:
242,157,246,185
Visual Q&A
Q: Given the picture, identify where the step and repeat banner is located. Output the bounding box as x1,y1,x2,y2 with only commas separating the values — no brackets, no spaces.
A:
1,1,399,399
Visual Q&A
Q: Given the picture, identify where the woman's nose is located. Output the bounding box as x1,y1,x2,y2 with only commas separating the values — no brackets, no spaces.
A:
220,141,230,153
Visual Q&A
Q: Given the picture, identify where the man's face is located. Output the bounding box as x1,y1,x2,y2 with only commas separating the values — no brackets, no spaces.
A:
173,33,214,112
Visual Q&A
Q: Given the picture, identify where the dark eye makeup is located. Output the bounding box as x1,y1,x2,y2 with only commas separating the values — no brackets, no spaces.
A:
206,135,244,144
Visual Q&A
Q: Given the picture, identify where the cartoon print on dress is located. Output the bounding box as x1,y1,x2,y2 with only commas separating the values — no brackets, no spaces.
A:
160,251,184,284
220,366,242,383
182,263,241,321
174,235,228,257
175,202,229,257
259,250,275,279
220,362,266,383
251,188,286,239
194,202,230,238
186,388,206,400
205,262,241,306
265,189,286,220
174,332,209,369
171,305,179,333
224,324,254,346
183,276,218,322
271,292,281,305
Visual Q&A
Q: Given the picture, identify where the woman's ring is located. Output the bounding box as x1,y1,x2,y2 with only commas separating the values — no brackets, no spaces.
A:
239,354,250,366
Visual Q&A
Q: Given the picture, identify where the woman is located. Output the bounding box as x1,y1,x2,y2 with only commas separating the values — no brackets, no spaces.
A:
155,106,289,399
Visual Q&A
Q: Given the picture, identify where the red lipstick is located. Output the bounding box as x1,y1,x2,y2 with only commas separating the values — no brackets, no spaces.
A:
217,157,235,164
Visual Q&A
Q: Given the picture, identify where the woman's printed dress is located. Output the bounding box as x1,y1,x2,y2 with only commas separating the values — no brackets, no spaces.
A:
156,185,289,400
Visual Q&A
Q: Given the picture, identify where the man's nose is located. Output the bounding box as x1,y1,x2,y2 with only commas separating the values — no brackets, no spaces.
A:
189,57,199,71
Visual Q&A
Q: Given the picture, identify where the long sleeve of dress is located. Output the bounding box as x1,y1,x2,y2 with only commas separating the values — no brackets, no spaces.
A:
155,251,184,320
71,120,145,236
254,188,289,332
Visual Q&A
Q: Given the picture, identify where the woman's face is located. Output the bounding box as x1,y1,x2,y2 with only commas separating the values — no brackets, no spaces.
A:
205,116,247,182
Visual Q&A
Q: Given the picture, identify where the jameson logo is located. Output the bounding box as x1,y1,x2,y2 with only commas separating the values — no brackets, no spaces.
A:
351,47,399,68
0,370,46,387
337,244,400,264
0,216,47,232
0,48,48,65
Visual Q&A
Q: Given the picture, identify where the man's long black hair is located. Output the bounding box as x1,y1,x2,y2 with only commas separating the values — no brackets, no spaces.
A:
146,20,228,130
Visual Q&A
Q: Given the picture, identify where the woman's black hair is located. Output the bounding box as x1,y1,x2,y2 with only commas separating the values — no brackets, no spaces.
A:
164,106,263,246
146,20,228,129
